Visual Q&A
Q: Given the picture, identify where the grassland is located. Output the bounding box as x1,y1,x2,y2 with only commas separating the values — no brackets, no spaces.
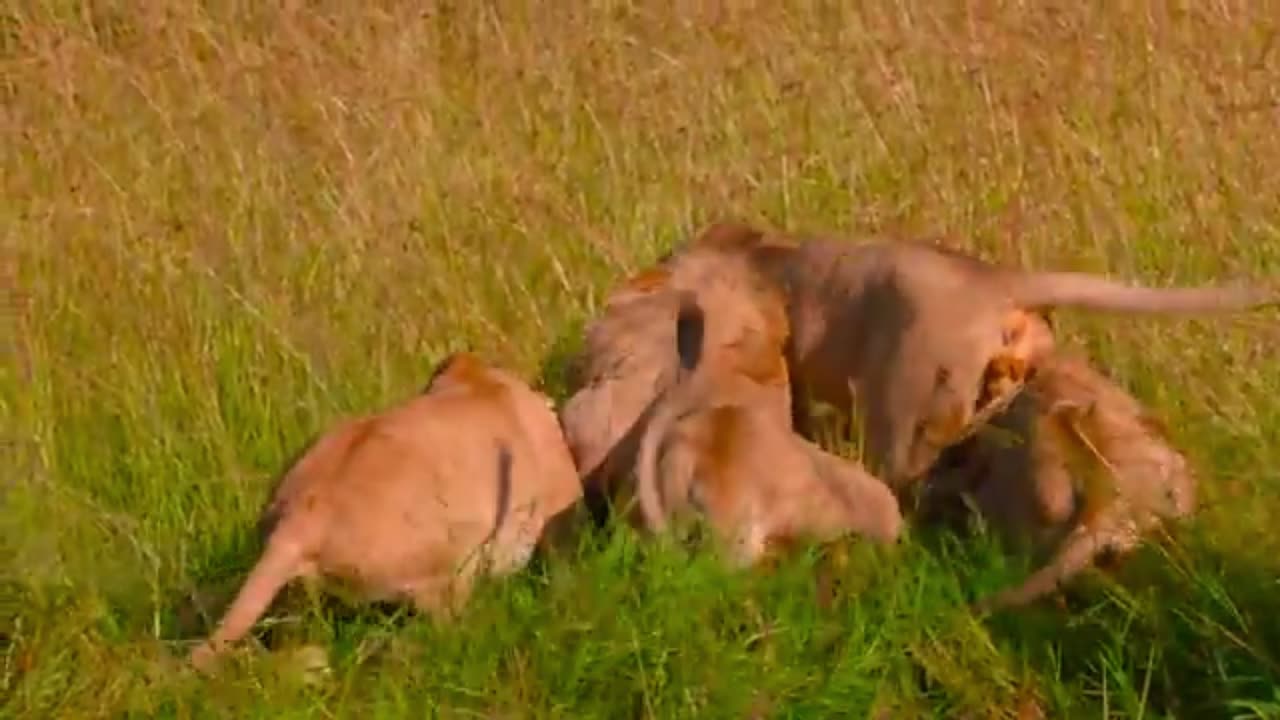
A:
5,3,1280,718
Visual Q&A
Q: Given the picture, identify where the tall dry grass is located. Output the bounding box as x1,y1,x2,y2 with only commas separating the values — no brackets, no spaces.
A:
5,3,1279,717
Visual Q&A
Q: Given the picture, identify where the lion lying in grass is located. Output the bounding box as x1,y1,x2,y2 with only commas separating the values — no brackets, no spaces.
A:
921,351,1199,612
634,290,902,566
559,222,798,518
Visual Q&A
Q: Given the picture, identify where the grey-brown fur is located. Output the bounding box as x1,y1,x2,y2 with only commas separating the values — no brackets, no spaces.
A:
765,233,1275,491
561,219,1269,520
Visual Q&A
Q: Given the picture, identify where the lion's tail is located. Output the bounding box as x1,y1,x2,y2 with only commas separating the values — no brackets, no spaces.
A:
1006,271,1277,314
190,528,307,671
636,291,708,533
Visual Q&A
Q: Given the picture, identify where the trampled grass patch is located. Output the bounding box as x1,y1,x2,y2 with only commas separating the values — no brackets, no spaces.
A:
5,3,1279,717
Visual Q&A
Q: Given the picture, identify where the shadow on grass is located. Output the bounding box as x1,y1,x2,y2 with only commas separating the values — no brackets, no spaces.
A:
961,530,1280,717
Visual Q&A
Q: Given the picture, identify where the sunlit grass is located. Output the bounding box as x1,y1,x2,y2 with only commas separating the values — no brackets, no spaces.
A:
5,3,1279,717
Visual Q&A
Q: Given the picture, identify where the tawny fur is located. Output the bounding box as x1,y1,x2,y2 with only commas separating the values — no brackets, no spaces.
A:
559,222,796,510
751,230,1274,491
922,352,1198,612
633,293,902,567
189,353,582,671
560,218,1267,515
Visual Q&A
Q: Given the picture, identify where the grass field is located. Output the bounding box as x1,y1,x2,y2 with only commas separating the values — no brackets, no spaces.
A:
5,3,1280,717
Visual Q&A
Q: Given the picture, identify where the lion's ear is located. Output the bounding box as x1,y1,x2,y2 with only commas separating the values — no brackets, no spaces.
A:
695,220,763,249
423,352,501,395
1000,309,1029,345
424,352,466,392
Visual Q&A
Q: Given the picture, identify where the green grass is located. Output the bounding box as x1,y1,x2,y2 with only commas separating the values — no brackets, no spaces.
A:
5,3,1280,717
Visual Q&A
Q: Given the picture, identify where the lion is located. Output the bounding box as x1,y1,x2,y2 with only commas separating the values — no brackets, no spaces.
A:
561,218,1268,517
559,222,797,518
920,351,1198,613
189,352,582,671
633,291,902,567
753,229,1274,494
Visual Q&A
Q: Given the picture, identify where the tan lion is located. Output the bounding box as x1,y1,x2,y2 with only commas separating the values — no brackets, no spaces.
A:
189,352,581,670
633,291,902,566
559,222,797,517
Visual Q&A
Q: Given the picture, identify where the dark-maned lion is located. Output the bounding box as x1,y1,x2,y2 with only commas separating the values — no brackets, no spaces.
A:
921,352,1198,612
